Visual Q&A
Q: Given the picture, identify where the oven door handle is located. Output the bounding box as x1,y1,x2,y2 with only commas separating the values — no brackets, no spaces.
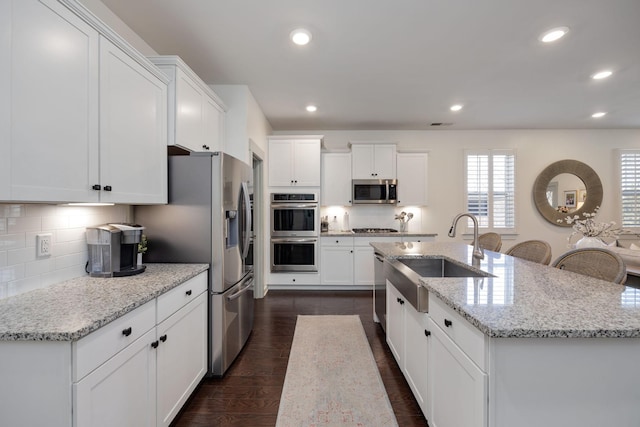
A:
270,203,318,209
271,237,318,243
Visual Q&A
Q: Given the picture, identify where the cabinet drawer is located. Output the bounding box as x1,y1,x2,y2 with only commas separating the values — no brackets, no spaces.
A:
157,272,208,324
429,295,486,370
321,236,354,246
73,299,156,381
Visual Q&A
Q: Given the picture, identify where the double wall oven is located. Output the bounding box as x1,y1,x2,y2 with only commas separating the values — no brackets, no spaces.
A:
270,193,318,272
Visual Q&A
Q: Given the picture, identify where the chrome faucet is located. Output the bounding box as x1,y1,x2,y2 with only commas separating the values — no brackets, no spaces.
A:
448,213,484,260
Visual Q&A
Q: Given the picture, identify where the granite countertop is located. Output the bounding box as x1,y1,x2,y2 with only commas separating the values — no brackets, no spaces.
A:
370,241,640,339
0,263,209,342
322,231,438,237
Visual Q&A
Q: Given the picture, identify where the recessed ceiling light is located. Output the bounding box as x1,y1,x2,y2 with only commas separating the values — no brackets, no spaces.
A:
539,26,569,43
592,112,607,118
306,105,317,112
450,104,463,112
592,70,613,80
290,28,312,46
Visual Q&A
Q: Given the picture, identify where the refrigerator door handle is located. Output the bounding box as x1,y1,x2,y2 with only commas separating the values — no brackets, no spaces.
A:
227,277,254,301
241,181,252,260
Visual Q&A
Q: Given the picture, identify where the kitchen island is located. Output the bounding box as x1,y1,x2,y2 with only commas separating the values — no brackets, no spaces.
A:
372,241,640,427
0,263,209,427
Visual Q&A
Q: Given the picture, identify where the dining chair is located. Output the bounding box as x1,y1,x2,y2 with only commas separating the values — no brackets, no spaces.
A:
551,248,627,284
505,240,553,265
474,232,502,252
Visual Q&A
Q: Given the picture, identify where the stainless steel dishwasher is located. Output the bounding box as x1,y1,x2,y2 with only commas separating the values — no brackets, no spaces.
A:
374,252,387,332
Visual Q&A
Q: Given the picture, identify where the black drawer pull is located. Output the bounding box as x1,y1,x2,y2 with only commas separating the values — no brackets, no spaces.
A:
159,334,167,342
424,329,431,337
103,185,112,191
92,184,101,191
151,340,159,349
122,327,132,337
185,289,192,296
444,319,453,328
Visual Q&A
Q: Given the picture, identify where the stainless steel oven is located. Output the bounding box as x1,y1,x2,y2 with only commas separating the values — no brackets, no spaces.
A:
270,193,318,237
271,237,318,272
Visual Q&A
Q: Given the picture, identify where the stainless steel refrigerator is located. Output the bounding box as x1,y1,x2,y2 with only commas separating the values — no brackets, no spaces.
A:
135,151,254,377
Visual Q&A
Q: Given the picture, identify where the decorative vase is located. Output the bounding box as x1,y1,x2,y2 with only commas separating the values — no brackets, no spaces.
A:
137,253,143,266
399,222,407,232
574,236,606,249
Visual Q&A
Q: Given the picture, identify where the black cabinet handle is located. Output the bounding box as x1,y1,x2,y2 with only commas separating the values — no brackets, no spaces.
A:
159,334,167,342
397,297,401,303
151,340,159,349
92,184,101,191
122,327,132,337
202,144,210,150
103,185,112,191
336,240,339,243
444,319,453,327
424,330,431,337
185,289,192,296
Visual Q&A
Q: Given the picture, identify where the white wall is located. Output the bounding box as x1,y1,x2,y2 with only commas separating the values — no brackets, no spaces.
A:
0,204,132,299
212,85,272,164
278,129,640,260
77,0,158,55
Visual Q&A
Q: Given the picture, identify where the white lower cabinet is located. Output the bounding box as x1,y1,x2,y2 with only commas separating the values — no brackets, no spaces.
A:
320,238,354,285
74,328,158,427
386,281,487,426
386,281,430,417
73,272,207,427
156,292,207,426
428,316,487,427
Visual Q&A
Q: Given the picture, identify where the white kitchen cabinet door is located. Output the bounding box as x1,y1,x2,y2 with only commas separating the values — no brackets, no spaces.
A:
351,144,396,179
268,138,321,187
293,139,321,186
386,281,405,365
3,0,100,202
321,152,352,206
99,36,167,204
404,303,430,418
397,152,428,206
428,317,487,427
156,292,207,427
353,245,375,286
269,139,295,186
203,96,224,152
320,245,354,285
74,328,157,427
175,68,205,151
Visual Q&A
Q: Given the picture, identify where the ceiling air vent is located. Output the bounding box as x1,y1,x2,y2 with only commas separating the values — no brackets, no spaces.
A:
430,122,453,127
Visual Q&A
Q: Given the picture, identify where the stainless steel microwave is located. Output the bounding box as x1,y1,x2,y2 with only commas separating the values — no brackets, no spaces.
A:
352,179,398,204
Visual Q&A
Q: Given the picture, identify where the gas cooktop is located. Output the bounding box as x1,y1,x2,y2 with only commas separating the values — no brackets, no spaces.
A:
352,228,398,233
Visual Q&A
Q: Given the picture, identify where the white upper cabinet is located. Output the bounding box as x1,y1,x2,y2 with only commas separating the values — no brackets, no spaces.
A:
268,136,322,187
1,0,99,202
351,143,397,179
397,152,429,206
149,56,226,153
1,0,169,204
321,152,352,206
99,37,168,204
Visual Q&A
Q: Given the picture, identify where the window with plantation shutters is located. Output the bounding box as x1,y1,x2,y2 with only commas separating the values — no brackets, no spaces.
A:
465,150,515,232
620,150,640,228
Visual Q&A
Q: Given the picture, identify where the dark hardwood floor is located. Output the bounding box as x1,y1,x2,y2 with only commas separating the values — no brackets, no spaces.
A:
172,290,429,427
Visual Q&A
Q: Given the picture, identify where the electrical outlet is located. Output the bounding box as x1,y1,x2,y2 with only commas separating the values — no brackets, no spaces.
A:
36,233,52,257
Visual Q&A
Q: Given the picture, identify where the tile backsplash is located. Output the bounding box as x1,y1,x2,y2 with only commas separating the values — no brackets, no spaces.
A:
0,204,132,299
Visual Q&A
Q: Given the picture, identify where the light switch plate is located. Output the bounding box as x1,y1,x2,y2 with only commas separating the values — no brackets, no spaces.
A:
36,233,52,257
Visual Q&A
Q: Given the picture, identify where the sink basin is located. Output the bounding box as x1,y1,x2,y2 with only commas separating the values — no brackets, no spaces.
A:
398,257,489,278
383,257,491,313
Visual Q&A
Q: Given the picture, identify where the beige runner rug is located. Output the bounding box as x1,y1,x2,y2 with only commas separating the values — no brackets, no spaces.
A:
276,315,398,427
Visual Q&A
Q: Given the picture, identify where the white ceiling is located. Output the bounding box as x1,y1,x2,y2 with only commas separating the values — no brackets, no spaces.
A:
98,0,640,131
